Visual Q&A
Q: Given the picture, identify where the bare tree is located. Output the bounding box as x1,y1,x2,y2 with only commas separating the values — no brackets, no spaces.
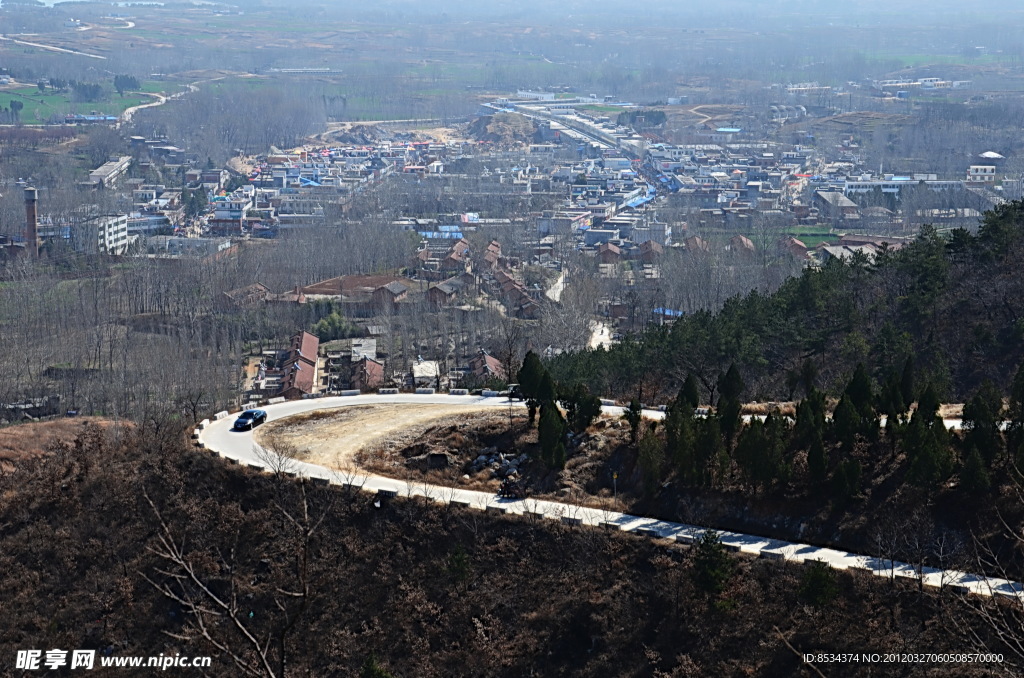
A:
495,315,525,387
142,485,328,678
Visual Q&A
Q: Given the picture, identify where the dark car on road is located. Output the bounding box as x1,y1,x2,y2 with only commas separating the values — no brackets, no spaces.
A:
234,409,267,430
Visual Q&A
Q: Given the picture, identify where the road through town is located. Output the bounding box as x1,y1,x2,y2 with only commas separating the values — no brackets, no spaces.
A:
199,394,1021,599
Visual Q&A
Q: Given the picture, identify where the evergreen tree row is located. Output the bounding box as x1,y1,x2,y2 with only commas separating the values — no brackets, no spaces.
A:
548,201,1024,406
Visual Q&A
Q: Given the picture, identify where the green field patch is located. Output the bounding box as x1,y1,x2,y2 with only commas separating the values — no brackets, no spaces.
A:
3,83,162,123
786,231,837,247
137,80,184,95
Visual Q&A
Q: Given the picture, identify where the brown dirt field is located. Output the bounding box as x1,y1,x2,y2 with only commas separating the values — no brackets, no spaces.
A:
0,417,126,472
253,403,498,471
939,403,964,418
258,404,631,509
741,402,797,417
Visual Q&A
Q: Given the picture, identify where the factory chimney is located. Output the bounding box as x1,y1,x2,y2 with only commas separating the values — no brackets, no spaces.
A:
24,187,38,257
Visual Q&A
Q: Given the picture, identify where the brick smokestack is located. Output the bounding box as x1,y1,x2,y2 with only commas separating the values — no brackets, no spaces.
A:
24,187,38,257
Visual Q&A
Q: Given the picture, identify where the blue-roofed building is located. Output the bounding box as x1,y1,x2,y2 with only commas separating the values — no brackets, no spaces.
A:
652,307,686,324
65,114,119,124
625,194,655,209
418,230,464,239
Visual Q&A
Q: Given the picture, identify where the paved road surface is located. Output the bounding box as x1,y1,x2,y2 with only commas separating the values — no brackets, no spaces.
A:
199,394,1022,600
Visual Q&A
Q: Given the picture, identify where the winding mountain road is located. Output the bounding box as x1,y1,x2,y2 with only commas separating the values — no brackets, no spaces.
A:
198,393,1022,600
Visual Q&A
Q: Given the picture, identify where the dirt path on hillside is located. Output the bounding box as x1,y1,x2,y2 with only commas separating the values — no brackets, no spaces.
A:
253,403,497,470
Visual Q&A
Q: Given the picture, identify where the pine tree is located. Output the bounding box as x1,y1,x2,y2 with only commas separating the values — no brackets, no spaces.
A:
538,402,566,468
361,654,394,678
842,363,879,441
692,530,734,595
800,358,819,397
694,416,726,486
794,388,826,448
718,363,744,402
623,398,642,446
830,458,861,504
638,427,665,494
734,420,764,490
736,415,786,492
807,434,828,487
832,395,859,449
845,363,874,416
917,382,942,424
904,410,953,488
553,441,566,470
962,380,1004,466
799,560,839,608
665,398,695,482
681,374,701,410
559,383,602,434
516,351,544,426
717,364,745,449
537,370,555,403
877,371,906,420
960,447,991,495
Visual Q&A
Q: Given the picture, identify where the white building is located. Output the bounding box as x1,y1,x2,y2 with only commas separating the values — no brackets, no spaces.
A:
88,156,132,188
967,165,997,184
844,178,964,195
76,214,130,255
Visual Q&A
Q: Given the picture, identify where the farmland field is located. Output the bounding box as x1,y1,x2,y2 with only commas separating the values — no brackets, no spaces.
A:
1,85,158,124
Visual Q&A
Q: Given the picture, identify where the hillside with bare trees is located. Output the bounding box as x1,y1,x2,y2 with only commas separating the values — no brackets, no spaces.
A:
0,422,1019,677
